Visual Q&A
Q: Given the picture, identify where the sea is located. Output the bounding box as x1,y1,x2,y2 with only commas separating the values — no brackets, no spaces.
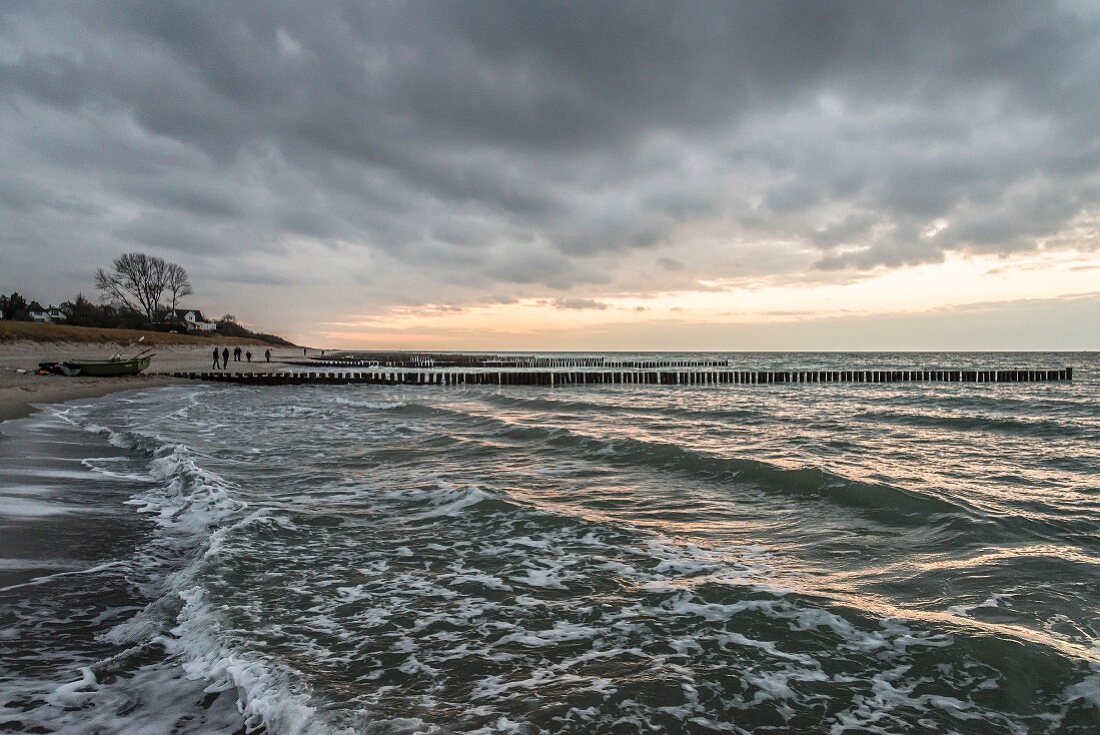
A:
0,352,1097,735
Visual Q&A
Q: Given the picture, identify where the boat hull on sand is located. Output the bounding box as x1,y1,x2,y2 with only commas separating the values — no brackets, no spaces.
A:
39,356,152,377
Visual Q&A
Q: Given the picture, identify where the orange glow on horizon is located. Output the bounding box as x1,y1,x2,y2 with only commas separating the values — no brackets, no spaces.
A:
310,248,1100,350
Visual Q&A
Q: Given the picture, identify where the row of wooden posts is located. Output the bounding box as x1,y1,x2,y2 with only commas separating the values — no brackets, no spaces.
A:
290,356,733,369
171,367,1074,386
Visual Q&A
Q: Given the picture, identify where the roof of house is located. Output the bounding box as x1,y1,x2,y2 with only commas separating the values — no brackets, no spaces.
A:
166,308,209,322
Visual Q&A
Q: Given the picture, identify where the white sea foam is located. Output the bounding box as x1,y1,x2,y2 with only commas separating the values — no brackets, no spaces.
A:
7,378,1096,734
0,560,129,593
164,586,337,735
2,394,342,735
410,485,492,519
945,592,1015,619
0,494,81,517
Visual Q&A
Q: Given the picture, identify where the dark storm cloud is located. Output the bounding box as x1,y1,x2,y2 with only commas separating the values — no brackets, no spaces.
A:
113,213,235,255
118,181,242,219
1,0,1098,308
0,175,102,216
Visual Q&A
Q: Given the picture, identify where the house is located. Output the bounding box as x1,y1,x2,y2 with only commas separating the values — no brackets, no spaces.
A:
28,302,68,324
164,308,218,332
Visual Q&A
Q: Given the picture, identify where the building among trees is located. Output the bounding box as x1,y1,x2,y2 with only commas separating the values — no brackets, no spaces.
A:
28,303,69,324
163,308,217,332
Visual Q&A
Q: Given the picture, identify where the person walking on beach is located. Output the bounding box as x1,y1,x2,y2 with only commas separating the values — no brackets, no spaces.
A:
212,347,220,370
222,347,229,369
234,346,242,362
265,349,271,363
246,350,252,363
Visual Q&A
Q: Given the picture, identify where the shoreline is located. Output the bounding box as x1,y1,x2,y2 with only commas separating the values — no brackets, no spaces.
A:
0,341,299,429
0,364,251,733
0,374,186,426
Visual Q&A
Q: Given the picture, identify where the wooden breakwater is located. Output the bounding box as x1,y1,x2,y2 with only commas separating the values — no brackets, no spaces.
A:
289,355,735,369
168,367,1074,386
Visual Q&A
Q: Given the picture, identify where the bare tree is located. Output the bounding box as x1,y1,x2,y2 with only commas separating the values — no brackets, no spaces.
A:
94,252,177,324
165,262,193,313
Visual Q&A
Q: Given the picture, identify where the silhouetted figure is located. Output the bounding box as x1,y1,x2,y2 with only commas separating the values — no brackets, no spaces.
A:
265,349,271,362
234,346,242,362
222,347,229,369
246,350,252,363
212,347,220,369
303,348,307,356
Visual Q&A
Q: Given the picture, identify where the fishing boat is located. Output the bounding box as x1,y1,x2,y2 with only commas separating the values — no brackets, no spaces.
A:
38,355,153,377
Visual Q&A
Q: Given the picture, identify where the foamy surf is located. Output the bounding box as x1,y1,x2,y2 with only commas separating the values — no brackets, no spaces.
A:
0,392,324,735
2,355,1098,733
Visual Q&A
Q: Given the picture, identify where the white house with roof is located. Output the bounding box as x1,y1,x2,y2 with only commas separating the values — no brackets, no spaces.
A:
165,308,218,332
28,304,68,324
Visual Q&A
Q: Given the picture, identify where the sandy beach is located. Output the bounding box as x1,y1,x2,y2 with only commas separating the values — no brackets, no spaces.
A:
0,343,302,425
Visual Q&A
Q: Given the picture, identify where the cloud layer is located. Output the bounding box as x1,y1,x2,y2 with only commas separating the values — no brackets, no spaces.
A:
1,1,1098,338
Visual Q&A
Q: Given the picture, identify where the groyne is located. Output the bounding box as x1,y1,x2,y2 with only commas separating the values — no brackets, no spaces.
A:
286,355,733,369
167,367,1074,386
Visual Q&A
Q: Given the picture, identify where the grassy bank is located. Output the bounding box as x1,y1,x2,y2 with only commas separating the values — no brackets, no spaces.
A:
0,321,290,347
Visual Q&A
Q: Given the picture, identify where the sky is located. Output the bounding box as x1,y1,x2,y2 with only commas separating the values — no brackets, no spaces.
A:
1,1,1098,350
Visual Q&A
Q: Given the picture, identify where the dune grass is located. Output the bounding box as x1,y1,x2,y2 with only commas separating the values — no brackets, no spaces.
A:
0,321,279,346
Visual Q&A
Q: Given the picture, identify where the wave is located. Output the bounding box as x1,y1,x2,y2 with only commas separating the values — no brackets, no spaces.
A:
393,398,1100,546
336,396,991,536
13,403,337,735
478,389,764,420
390,401,978,527
389,394,1086,523
11,382,1097,734
856,407,1093,439
568,434,973,523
